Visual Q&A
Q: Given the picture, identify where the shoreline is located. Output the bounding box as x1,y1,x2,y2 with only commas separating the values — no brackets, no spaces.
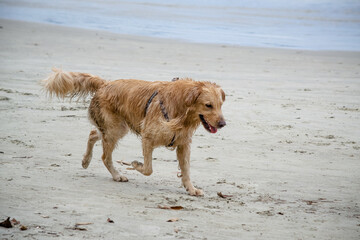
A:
1,18,360,54
0,19,359,239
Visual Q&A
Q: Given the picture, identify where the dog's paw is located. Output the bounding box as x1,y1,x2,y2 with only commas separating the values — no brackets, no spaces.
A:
188,188,204,197
82,155,91,169
131,160,144,172
82,160,90,169
113,175,128,182
131,160,143,168
131,161,152,176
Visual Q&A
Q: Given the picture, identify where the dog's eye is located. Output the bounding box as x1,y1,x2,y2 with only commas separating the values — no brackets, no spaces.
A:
205,104,213,109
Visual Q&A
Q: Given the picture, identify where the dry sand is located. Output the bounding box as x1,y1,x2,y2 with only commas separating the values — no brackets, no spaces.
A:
0,19,359,239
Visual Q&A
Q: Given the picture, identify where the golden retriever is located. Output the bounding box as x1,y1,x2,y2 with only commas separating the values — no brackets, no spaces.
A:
42,68,226,196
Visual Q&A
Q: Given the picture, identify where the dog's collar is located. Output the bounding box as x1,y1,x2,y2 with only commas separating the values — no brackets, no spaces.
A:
145,91,175,147
159,100,176,147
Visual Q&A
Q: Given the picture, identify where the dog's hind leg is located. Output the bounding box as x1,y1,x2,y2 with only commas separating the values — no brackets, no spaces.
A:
101,134,128,182
177,143,203,196
82,129,100,169
131,138,154,176
101,122,129,182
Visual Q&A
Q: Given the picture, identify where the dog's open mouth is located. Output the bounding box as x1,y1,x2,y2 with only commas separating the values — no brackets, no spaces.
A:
199,114,217,134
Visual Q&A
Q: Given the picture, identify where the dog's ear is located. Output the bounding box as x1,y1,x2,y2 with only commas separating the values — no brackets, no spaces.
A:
220,88,225,102
185,87,201,106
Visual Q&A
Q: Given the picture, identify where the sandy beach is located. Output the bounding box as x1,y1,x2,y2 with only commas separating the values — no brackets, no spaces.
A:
0,19,359,239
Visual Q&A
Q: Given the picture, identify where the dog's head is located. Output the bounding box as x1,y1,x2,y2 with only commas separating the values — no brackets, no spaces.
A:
186,82,226,133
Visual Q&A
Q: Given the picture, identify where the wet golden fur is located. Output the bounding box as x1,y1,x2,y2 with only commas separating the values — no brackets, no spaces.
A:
42,68,226,196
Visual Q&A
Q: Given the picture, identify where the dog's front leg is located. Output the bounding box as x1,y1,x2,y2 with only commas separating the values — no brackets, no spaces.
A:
177,144,203,196
131,138,153,176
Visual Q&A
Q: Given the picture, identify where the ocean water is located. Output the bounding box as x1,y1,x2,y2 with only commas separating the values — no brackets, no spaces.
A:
0,0,359,51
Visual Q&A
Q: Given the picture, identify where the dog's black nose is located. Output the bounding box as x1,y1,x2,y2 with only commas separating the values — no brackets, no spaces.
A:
217,120,226,128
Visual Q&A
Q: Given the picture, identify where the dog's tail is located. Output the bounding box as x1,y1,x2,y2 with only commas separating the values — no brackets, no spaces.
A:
41,68,107,99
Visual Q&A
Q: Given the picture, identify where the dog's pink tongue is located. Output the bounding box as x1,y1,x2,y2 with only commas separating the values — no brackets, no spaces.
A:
210,125,217,134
